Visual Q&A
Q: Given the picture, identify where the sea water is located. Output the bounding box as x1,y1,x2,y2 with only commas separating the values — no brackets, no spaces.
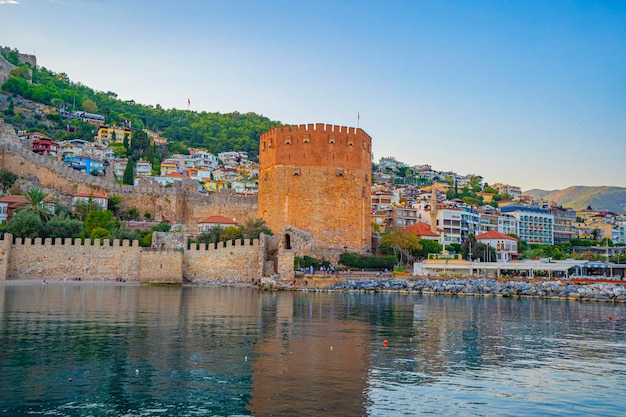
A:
0,284,624,416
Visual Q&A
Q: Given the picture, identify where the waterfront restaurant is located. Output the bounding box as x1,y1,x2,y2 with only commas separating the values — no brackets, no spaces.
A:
414,258,625,280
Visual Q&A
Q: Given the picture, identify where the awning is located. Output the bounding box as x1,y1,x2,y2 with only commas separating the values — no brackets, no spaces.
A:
585,264,610,269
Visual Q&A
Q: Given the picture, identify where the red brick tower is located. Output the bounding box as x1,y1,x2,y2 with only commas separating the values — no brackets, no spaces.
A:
258,123,372,252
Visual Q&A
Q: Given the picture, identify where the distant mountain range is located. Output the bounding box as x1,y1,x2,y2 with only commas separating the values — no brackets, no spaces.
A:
524,186,626,214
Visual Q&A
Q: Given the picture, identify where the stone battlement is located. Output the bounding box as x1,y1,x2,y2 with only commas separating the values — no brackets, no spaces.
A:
260,123,371,141
0,233,264,283
188,239,259,251
258,122,372,252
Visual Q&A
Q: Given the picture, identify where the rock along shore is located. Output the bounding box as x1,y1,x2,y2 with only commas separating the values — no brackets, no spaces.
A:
315,278,626,303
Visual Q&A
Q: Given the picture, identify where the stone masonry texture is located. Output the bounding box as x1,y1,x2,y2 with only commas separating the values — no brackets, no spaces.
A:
258,123,372,252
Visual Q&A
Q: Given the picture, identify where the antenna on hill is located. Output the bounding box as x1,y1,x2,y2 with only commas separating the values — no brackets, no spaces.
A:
187,97,190,111
357,112,360,129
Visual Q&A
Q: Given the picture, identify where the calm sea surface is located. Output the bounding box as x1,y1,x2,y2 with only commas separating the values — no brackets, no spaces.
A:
0,284,625,416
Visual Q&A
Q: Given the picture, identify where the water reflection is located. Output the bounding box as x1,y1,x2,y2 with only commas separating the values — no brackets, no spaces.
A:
0,285,625,416
248,292,371,416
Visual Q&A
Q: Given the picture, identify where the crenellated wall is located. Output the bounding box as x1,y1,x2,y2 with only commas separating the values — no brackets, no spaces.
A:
259,123,372,172
0,233,265,283
5,235,144,281
184,239,262,283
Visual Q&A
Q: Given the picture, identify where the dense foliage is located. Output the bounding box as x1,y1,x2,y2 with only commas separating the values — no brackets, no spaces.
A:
1,61,282,159
338,253,396,270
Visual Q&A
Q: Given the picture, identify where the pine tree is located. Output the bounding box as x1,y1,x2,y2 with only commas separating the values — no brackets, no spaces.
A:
122,159,135,185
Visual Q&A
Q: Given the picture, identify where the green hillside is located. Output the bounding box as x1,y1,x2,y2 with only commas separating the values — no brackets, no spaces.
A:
524,186,626,214
0,48,281,159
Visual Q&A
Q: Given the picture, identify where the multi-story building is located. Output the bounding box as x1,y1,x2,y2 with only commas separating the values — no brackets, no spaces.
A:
378,156,405,172
501,205,554,244
190,150,219,170
459,204,480,241
478,212,499,233
160,158,178,176
31,134,58,156
185,167,212,182
212,167,239,183
392,207,419,228
112,159,128,178
96,125,132,144
498,214,517,235
371,191,394,212
613,220,626,244
492,183,522,200
177,157,195,173
218,151,248,167
551,207,578,245
58,139,113,162
58,139,89,159
232,179,258,195
64,155,105,175
135,160,153,177
204,179,229,192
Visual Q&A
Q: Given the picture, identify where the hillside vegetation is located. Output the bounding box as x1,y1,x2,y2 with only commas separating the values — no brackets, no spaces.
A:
524,186,626,214
0,48,281,159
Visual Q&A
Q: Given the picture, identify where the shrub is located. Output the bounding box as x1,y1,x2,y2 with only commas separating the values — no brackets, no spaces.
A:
339,253,396,270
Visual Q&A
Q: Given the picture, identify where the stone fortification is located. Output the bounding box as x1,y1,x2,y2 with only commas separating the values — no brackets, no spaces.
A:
0,47,37,67
0,233,264,283
0,123,257,228
184,239,262,283
258,123,372,253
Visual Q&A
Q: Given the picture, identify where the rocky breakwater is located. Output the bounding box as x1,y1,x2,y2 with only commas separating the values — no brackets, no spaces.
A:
324,278,626,303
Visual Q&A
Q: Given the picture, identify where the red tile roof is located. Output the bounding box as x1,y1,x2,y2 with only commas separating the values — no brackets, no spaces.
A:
0,195,28,204
402,222,440,237
476,231,518,241
165,172,188,178
198,215,238,225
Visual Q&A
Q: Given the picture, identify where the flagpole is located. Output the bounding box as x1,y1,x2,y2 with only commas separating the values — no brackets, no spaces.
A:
357,112,360,129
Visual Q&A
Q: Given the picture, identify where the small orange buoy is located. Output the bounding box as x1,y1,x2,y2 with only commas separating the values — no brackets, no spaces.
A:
609,315,613,321
383,340,389,347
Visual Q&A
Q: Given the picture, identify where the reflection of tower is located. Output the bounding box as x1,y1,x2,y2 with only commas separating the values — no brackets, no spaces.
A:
258,124,372,252
248,293,371,416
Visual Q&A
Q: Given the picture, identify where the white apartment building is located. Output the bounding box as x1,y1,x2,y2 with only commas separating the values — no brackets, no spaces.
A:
135,160,153,177
218,151,248,167
190,150,219,170
501,205,554,245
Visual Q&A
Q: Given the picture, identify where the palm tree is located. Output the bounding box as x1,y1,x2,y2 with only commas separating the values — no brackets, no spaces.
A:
21,188,53,224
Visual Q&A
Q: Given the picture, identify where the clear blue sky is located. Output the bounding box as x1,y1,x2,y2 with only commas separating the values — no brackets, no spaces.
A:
2,0,625,190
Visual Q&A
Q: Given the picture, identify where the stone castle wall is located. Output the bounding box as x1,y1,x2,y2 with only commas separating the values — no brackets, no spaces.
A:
0,123,257,228
0,233,264,283
258,123,372,252
0,47,37,67
5,236,143,281
184,239,262,283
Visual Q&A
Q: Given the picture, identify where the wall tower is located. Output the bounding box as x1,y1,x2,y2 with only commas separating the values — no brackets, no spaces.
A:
258,123,372,252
